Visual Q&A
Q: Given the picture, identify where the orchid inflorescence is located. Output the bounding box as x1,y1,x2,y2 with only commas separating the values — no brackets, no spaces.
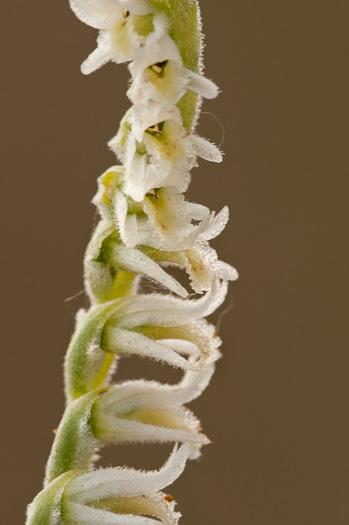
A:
26,1,237,523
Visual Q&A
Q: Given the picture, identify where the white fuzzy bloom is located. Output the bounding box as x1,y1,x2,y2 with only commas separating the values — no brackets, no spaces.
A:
128,15,219,104
28,446,188,525
70,0,152,73
94,366,215,458
108,111,222,203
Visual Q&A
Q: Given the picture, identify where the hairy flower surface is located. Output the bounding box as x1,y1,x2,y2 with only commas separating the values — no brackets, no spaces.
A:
28,445,187,525
26,1,236,524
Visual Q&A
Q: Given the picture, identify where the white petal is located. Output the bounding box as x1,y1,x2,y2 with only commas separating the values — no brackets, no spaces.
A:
205,278,228,317
70,0,151,29
175,366,215,404
66,443,188,502
66,490,181,525
190,135,223,162
198,206,230,241
65,502,163,525
132,103,182,143
124,132,137,168
86,219,115,260
92,166,122,219
104,327,197,369
123,180,147,203
118,0,154,15
118,277,227,328
107,366,215,411
69,0,122,29
142,320,221,367
185,201,211,221
99,415,208,447
139,187,210,252
122,213,139,248
129,63,187,106
146,13,169,45
102,366,215,408
158,339,200,359
112,245,188,298
186,70,219,99
104,319,220,370
141,491,181,525
128,36,186,104
180,245,217,293
123,156,147,201
121,0,153,15
81,39,112,74
131,34,182,76
218,260,239,281
113,190,129,241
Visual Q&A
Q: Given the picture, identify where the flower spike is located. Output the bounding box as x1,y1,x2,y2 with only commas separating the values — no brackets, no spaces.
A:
27,1,236,524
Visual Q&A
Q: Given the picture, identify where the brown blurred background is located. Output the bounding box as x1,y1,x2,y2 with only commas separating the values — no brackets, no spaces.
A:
1,1,349,523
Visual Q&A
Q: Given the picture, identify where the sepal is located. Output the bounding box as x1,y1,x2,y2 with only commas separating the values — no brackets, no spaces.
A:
65,443,188,502
85,220,189,301
69,0,150,29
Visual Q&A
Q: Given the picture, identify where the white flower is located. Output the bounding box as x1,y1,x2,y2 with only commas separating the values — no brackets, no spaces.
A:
104,318,221,371
90,171,238,294
128,15,219,105
109,109,222,202
85,219,190,300
115,276,228,329
46,369,213,484
63,444,188,524
94,366,215,458
29,445,188,525
65,280,225,401
138,186,229,251
69,0,151,74
70,0,149,28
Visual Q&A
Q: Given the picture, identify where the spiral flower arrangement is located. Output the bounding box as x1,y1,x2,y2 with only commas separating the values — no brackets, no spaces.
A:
26,1,237,523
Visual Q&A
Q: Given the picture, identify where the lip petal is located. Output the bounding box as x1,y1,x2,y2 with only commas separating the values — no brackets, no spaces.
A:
65,443,188,502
